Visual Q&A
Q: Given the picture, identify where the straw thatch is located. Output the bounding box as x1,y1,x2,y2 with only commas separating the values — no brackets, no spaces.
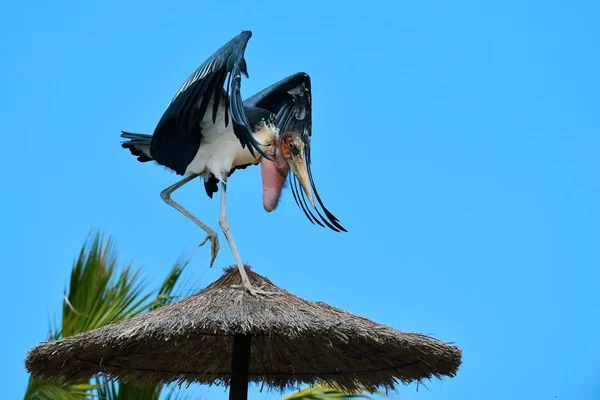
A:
25,266,462,393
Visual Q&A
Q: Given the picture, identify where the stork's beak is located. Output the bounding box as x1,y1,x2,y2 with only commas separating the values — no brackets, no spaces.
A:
287,142,315,208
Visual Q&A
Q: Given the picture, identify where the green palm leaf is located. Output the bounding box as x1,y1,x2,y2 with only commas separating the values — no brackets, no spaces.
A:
281,384,385,399
24,377,99,400
95,380,192,400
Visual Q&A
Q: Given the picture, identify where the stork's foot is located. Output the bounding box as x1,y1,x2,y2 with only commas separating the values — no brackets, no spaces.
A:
199,231,219,267
231,282,276,297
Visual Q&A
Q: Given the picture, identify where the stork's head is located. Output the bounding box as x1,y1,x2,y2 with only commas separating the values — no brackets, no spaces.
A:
279,131,315,207
260,130,314,212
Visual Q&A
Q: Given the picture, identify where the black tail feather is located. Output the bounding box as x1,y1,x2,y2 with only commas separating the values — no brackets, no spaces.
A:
120,131,153,162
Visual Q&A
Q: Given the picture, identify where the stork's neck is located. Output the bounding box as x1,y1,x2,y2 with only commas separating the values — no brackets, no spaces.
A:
244,105,279,161
252,120,280,159
231,119,279,170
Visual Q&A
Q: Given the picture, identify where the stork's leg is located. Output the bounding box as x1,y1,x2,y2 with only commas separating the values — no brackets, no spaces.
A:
218,180,274,297
160,173,220,267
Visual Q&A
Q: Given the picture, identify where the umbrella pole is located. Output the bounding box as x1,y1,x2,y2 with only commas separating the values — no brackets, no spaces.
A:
229,334,251,400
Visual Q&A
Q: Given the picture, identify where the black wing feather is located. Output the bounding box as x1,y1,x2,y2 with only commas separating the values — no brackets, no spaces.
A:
244,72,347,232
149,30,271,176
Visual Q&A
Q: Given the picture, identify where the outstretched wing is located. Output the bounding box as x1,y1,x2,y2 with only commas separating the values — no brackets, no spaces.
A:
244,72,347,232
150,30,270,175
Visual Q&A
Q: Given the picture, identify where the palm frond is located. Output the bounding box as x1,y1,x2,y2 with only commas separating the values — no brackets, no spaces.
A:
95,380,192,400
51,232,154,340
96,380,160,400
281,383,386,399
151,255,190,310
24,377,99,400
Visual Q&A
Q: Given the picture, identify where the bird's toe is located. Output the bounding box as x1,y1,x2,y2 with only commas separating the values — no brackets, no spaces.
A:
199,232,219,267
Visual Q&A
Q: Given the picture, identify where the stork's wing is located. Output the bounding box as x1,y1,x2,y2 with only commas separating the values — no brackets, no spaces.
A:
245,72,347,232
150,30,270,175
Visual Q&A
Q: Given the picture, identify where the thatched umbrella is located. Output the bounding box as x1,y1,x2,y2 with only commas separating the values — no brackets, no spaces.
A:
25,266,462,399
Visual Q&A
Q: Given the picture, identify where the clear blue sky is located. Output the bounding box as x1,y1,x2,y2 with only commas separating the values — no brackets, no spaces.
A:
1,0,598,399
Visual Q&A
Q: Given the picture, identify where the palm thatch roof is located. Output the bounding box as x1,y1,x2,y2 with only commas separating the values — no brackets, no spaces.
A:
25,266,462,393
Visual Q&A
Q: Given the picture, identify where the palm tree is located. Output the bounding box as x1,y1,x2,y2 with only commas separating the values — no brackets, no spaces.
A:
23,232,384,400
23,232,191,400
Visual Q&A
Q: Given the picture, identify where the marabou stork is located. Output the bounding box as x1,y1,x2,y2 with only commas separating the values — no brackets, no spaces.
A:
121,30,346,296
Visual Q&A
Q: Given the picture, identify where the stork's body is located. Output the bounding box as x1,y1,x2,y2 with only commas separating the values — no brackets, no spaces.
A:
121,31,345,295
123,120,277,177
186,119,275,180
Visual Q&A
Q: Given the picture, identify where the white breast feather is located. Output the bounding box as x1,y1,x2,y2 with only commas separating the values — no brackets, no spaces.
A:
184,96,279,181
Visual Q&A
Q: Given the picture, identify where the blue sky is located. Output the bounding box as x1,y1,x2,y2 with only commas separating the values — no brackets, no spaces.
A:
1,0,599,398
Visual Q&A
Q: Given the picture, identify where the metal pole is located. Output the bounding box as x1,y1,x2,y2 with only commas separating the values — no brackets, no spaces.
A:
229,334,251,400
